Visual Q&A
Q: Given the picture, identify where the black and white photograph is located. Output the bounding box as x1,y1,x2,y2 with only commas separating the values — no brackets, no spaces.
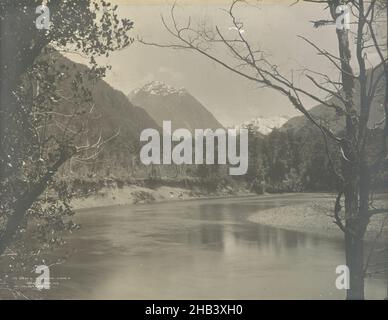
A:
1,0,388,304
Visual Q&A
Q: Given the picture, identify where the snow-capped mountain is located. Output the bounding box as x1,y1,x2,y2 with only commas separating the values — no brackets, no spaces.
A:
129,81,187,97
235,116,289,135
128,81,223,131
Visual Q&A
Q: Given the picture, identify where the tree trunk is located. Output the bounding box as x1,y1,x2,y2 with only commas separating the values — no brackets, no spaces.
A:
343,168,364,299
340,154,368,300
0,150,72,257
334,13,367,298
345,232,365,299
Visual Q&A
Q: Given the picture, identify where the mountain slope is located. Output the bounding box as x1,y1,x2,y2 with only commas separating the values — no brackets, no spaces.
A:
281,67,386,133
128,81,223,131
42,52,160,162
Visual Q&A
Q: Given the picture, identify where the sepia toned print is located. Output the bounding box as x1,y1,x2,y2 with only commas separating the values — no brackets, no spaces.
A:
0,0,388,301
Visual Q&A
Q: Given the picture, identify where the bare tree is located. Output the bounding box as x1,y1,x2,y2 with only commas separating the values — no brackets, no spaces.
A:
140,0,388,299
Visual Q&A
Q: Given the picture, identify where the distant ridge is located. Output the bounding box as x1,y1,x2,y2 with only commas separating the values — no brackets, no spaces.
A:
281,66,386,134
234,116,289,135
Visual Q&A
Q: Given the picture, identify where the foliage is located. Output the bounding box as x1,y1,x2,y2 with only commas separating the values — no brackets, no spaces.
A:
0,0,134,296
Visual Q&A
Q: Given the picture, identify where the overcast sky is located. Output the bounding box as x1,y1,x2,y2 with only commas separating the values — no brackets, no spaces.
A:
69,1,376,126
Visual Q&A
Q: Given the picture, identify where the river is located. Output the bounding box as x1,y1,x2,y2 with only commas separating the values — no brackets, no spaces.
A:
43,194,387,299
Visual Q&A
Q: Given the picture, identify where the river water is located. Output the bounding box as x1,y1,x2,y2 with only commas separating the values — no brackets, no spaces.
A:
44,194,387,299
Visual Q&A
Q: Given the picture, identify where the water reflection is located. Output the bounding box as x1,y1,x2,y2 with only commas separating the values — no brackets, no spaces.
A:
160,201,344,255
40,194,387,299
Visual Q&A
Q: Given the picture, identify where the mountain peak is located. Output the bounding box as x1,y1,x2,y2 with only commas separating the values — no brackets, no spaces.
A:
234,116,289,135
132,81,187,97
129,81,222,131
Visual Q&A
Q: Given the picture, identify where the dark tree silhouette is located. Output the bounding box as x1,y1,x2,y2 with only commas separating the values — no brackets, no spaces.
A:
0,1,133,262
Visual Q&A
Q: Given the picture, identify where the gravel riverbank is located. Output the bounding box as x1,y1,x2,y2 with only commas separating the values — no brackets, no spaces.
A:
248,197,388,240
